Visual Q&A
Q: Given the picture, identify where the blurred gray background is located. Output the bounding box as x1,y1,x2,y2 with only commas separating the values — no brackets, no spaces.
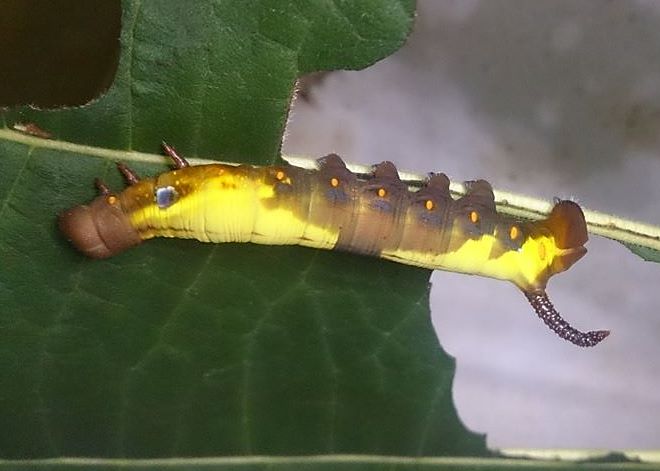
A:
283,0,660,451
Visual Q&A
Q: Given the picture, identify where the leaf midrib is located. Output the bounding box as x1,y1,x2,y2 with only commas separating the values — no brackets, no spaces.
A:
0,453,655,468
1,127,658,252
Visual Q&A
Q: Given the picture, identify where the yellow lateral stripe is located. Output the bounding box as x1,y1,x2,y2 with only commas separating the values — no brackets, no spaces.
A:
125,171,342,250
382,233,558,289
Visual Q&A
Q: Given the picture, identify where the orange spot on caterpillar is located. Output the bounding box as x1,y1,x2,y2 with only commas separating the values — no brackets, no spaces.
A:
276,170,285,181
330,177,339,187
107,196,118,205
377,188,387,198
509,225,519,240
538,241,546,261
469,210,479,224
425,199,434,210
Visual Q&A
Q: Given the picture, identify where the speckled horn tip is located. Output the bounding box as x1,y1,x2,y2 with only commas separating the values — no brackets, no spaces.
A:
524,290,610,347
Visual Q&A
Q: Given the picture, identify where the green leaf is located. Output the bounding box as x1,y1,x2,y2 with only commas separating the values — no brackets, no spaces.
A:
3,0,417,164
0,454,657,471
624,244,660,262
0,0,489,460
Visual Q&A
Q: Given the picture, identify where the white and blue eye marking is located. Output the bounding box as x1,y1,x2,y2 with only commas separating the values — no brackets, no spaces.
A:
155,185,179,209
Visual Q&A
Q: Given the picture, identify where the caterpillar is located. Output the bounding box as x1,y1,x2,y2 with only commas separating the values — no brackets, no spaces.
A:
59,144,609,347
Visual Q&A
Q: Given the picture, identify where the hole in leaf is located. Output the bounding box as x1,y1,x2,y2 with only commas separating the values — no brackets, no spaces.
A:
0,0,121,107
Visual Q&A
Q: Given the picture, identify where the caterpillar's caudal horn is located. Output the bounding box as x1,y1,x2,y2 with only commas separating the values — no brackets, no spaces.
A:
525,290,610,347
58,195,142,259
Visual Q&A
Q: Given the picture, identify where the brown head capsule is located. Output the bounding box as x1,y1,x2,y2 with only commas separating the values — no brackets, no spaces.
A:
58,194,142,259
542,200,589,275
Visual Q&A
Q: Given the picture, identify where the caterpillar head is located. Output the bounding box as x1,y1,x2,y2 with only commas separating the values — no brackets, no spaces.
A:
537,199,588,285
505,200,588,292
59,194,142,259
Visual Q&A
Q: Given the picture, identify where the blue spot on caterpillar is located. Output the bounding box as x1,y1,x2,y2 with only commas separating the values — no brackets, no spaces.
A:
155,186,178,209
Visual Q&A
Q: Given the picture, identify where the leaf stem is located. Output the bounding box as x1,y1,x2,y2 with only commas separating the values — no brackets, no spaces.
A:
1,128,658,253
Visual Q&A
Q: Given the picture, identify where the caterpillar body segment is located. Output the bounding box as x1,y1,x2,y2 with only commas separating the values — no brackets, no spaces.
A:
58,147,608,347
